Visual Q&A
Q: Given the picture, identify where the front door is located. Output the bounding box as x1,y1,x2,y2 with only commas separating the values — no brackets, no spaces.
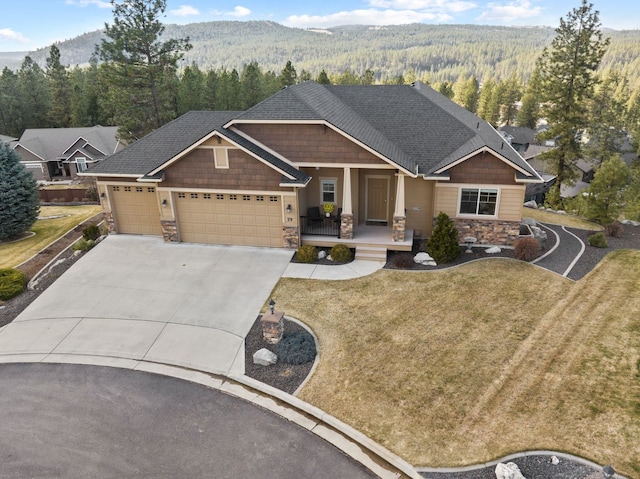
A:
366,176,389,223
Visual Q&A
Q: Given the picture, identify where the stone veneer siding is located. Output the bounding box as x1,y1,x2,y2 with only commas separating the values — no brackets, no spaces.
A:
161,219,179,243
283,226,300,248
392,216,406,242
447,218,521,246
340,213,354,239
103,211,115,233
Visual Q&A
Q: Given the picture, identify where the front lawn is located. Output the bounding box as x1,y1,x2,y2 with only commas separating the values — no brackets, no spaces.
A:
0,205,101,269
270,252,640,477
523,207,602,230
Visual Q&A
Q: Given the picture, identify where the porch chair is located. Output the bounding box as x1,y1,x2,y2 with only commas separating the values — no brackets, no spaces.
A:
307,206,324,225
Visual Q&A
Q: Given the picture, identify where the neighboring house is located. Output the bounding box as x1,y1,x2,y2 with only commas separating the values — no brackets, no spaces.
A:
82,81,542,253
13,126,123,182
498,126,538,155
1,134,17,144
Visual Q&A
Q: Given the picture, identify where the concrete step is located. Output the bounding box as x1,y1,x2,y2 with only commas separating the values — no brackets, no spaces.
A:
355,246,387,261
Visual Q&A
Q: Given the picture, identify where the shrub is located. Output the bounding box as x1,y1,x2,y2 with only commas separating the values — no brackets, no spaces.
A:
604,221,623,238
426,212,460,263
391,253,414,269
82,225,101,241
514,237,541,261
329,243,352,263
0,268,27,301
275,331,317,365
72,238,96,252
296,244,317,263
588,232,608,248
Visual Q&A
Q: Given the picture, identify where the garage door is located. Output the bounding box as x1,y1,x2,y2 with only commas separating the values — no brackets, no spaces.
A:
110,185,162,235
175,192,283,247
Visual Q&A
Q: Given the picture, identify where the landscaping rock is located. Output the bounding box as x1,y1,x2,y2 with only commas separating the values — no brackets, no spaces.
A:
485,246,501,254
317,250,327,259
495,462,526,479
556,210,567,215
622,219,640,226
414,252,436,266
252,348,277,366
521,217,536,226
551,456,560,465
530,225,548,249
524,200,537,209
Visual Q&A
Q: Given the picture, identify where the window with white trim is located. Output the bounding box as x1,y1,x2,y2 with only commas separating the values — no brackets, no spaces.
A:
320,178,337,204
76,157,87,172
214,148,229,169
459,188,498,216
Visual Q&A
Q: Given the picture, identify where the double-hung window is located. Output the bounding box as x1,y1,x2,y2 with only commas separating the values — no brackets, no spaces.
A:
320,178,337,205
459,188,498,216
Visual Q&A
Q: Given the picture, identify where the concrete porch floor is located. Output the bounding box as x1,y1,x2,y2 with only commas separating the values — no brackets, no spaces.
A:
301,225,414,251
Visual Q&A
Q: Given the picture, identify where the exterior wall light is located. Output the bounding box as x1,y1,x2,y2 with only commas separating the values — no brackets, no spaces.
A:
161,199,168,207
286,204,292,214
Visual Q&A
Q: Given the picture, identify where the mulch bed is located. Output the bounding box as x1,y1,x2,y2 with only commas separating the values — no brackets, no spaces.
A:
290,246,355,266
244,316,315,395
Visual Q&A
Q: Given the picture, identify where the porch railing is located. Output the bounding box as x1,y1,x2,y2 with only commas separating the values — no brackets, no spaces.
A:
300,215,340,237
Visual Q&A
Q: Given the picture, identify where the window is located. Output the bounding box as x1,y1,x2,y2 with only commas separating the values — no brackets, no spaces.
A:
147,188,155,193
230,194,237,200
459,188,498,216
243,195,251,201
203,193,211,200
216,194,224,200
256,195,264,202
269,196,278,202
124,186,131,192
76,157,87,172
190,193,198,199
113,186,120,192
214,148,229,169
178,192,185,198
320,178,337,204
136,187,143,192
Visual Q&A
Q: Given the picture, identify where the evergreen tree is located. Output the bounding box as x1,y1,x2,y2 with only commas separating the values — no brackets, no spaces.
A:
279,60,297,87
499,74,522,126
0,67,22,137
437,81,454,99
0,143,40,241
97,0,192,140
476,79,496,123
316,69,331,85
536,0,610,208
426,212,460,264
46,44,72,128
516,65,542,129
241,61,265,109
584,155,629,224
177,63,206,114
17,56,51,129
453,75,479,113
624,161,640,221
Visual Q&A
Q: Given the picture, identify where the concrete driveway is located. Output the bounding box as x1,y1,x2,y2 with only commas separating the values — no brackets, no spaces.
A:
0,235,293,375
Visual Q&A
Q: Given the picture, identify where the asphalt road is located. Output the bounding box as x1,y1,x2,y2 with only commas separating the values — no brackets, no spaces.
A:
0,363,376,479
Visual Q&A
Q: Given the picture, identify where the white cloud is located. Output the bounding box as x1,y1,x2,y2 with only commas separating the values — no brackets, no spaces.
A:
477,0,543,23
211,5,252,18
285,8,453,28
65,0,112,8
0,28,30,43
170,5,201,17
368,0,476,13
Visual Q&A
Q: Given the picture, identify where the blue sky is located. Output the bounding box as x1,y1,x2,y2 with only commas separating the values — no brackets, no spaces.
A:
0,0,637,52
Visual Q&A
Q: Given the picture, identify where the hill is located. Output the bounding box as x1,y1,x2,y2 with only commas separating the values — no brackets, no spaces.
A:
2,21,640,85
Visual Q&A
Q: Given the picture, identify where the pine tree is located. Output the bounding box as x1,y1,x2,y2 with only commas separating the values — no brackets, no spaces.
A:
516,66,542,129
18,56,51,129
279,61,297,88
536,0,610,208
0,143,40,240
426,212,460,264
584,156,629,224
316,69,331,85
97,0,192,140
46,44,72,128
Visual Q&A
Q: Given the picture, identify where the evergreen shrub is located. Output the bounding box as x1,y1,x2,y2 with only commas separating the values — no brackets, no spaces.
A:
296,244,317,263
588,232,608,248
426,212,460,263
82,225,101,241
0,268,26,301
329,244,352,263
275,331,317,365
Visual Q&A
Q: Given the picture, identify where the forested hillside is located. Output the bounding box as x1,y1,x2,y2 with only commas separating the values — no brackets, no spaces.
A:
3,22,640,86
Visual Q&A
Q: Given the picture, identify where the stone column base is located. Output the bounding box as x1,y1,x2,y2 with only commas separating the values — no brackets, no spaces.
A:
161,219,179,242
283,226,300,248
103,211,115,233
392,215,406,242
340,213,354,239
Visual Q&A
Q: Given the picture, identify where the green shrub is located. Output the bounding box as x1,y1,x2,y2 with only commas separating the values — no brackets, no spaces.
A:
604,221,623,238
0,268,26,301
275,331,317,365
514,237,541,261
82,225,101,241
426,212,460,263
391,253,414,269
329,243,352,263
72,238,96,252
296,244,317,263
588,232,608,248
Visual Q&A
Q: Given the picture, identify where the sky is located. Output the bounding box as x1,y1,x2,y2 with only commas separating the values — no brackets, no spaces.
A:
0,0,637,52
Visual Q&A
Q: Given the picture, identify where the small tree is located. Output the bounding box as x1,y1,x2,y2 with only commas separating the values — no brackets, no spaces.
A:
427,212,460,263
585,156,629,224
0,143,40,240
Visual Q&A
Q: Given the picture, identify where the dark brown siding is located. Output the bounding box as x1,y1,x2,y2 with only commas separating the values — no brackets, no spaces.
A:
448,152,517,185
163,148,285,190
237,124,387,165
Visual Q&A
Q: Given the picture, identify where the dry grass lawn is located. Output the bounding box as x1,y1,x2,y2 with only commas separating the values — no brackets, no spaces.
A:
523,207,602,230
270,253,640,477
0,205,101,268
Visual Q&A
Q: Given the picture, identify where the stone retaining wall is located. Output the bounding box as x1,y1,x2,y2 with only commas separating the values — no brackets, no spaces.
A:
448,218,521,245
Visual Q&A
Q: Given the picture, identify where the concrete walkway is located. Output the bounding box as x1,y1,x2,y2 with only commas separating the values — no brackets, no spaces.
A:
282,259,386,280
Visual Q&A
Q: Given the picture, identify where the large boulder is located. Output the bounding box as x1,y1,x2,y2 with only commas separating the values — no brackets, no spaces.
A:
495,462,526,479
523,200,537,209
253,348,278,366
414,252,436,266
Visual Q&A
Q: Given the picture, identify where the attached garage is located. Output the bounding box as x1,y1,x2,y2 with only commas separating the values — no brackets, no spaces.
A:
110,185,162,236
174,192,283,247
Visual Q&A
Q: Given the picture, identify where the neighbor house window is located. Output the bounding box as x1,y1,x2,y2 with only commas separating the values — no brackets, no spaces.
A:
459,188,498,216
76,157,87,172
320,178,337,204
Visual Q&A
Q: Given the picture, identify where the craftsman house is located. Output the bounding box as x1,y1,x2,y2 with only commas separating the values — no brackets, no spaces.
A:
13,125,122,181
83,81,542,256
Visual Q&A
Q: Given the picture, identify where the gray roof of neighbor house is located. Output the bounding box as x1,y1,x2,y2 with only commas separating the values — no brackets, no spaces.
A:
88,111,311,185
15,126,121,161
0,134,17,144
498,126,537,146
231,81,540,179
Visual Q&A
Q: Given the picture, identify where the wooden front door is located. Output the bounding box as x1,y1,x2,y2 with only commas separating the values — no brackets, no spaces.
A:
366,176,389,223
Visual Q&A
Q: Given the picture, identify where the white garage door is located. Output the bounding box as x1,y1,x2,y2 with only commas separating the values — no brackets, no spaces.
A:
175,192,283,247
110,185,162,235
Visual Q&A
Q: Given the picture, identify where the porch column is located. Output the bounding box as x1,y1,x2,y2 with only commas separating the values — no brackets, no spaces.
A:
341,167,354,239
393,173,406,242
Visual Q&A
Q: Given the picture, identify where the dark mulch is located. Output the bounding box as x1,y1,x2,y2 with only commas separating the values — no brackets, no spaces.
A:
566,224,640,280
290,246,355,266
244,316,316,395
